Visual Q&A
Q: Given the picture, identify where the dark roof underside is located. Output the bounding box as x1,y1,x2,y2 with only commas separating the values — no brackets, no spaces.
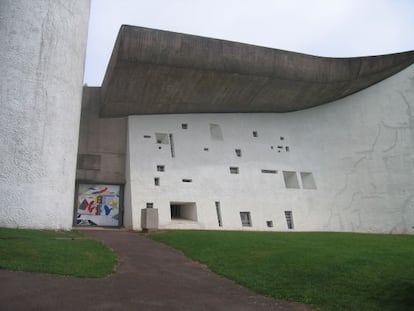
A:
100,25,414,117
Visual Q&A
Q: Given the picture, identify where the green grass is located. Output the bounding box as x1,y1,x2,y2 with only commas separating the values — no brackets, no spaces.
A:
148,231,414,311
0,228,117,278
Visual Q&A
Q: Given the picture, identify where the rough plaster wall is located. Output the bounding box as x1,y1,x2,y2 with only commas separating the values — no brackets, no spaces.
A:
125,64,414,233
0,0,90,229
76,87,127,184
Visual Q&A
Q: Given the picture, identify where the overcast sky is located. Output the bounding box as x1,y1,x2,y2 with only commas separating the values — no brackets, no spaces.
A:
83,0,414,86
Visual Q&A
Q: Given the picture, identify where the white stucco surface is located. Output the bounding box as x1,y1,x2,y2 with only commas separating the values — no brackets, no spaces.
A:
125,64,414,233
0,0,90,229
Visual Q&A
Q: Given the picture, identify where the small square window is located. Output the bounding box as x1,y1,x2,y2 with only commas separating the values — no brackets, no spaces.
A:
235,149,242,157
181,123,188,129
146,202,154,209
285,146,290,152
240,212,252,227
230,167,239,174
280,136,285,140
252,131,258,137
157,165,165,172
266,220,273,227
203,147,209,151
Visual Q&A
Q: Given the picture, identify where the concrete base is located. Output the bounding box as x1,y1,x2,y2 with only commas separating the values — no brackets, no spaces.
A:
141,208,159,231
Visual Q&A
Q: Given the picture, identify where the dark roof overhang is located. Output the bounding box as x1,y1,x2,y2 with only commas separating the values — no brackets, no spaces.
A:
100,25,414,117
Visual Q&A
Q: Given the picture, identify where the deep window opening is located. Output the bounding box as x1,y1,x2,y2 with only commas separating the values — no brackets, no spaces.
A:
155,133,169,144
156,165,165,172
283,171,300,189
235,149,242,157
210,124,223,140
146,202,154,209
230,166,239,174
240,212,252,227
266,220,273,227
252,131,258,137
170,202,197,221
300,172,317,189
181,123,188,129
154,177,160,186
182,179,192,183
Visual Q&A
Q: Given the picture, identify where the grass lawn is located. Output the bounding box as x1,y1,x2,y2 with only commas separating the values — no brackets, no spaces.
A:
148,230,414,311
0,228,116,278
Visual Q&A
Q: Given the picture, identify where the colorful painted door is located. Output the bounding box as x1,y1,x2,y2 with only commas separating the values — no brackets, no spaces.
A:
75,184,122,227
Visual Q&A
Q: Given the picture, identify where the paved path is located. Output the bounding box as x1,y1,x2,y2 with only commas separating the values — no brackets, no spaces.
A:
0,230,313,310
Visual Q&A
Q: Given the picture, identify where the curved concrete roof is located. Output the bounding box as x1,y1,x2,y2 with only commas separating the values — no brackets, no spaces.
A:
100,25,414,117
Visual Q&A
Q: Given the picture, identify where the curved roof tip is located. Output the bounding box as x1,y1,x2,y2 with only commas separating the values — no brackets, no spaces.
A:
100,25,414,117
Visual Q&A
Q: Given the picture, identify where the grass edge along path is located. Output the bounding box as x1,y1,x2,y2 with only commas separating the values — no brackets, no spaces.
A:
148,230,414,311
0,228,117,278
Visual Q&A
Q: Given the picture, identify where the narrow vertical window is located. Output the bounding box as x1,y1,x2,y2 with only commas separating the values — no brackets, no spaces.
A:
235,149,242,157
252,131,258,137
215,201,222,227
169,133,175,158
154,177,160,186
284,211,294,229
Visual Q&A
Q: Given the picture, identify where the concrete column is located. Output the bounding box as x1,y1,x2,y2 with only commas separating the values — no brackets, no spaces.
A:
0,0,90,229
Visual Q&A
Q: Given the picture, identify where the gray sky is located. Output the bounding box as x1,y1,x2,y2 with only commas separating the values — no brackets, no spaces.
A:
84,0,414,86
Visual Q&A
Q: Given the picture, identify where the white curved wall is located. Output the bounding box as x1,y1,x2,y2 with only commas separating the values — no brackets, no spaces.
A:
125,64,414,233
0,0,90,229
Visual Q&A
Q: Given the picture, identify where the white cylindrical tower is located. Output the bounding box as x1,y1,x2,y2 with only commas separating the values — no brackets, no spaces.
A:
0,0,90,229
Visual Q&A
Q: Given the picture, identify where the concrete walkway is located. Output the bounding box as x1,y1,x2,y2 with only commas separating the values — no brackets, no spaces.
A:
0,230,313,310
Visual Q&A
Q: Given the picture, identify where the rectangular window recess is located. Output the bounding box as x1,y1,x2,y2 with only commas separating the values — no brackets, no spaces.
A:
182,179,192,183
146,202,154,209
261,169,277,174
240,212,252,227
181,123,188,129
203,147,209,151
300,172,317,189
277,146,283,149
284,211,294,229
143,135,151,138
156,165,165,172
285,146,290,152
235,149,242,157
154,177,160,186
155,133,169,144
252,131,258,137
215,201,222,227
169,133,175,158
229,167,239,174
210,124,224,141
280,136,285,140
283,171,300,189
266,220,273,228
